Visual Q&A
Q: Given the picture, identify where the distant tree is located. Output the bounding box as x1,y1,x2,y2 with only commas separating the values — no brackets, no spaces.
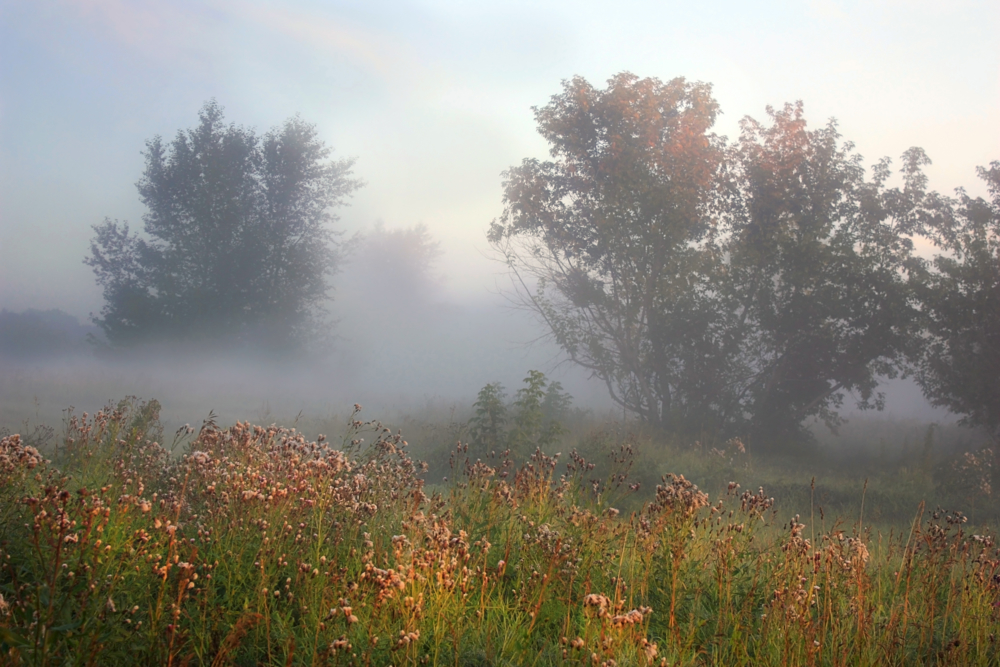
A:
540,379,574,426
489,73,737,435
916,161,1000,440
0,309,97,359
346,222,443,310
467,372,573,459
86,100,361,350
720,104,934,448
508,370,550,457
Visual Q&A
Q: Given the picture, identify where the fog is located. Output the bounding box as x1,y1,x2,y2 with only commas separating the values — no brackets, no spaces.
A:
0,222,616,437
0,218,953,447
2,0,995,446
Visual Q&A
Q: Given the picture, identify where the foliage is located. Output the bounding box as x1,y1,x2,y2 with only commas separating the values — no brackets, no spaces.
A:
467,371,573,459
720,104,933,448
1,400,998,665
540,379,574,426
508,371,568,457
915,161,1000,488
467,382,508,454
489,73,732,434
86,100,361,351
491,73,951,450
916,162,1000,438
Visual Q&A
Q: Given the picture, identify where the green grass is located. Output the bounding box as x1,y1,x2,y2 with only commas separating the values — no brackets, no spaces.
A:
0,397,998,665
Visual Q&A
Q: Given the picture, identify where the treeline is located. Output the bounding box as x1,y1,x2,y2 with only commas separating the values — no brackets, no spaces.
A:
79,78,999,455
0,309,98,359
489,73,999,452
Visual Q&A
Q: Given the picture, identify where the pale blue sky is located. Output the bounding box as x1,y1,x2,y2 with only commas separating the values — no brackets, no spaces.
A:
1,0,997,318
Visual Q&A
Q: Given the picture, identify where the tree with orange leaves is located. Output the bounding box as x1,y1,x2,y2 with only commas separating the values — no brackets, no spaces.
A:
491,74,941,449
721,103,933,449
489,73,739,433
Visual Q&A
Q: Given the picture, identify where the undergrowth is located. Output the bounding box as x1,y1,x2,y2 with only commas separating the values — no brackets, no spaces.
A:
0,397,998,665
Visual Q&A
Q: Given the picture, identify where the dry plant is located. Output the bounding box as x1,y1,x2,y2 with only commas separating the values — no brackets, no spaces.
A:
0,398,997,665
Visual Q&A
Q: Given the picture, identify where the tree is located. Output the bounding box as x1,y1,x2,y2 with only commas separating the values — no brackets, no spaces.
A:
916,161,1000,440
0,309,96,359
490,74,944,450
508,370,569,457
343,222,443,313
489,73,736,434
86,100,361,350
466,372,573,459
720,103,933,448
468,382,508,454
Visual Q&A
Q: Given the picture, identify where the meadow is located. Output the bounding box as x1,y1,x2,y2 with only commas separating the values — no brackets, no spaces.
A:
0,394,998,666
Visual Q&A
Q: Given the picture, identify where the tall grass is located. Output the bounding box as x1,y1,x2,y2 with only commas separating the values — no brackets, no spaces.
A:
0,398,997,665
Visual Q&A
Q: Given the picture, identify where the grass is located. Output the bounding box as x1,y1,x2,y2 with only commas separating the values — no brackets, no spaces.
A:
0,397,998,665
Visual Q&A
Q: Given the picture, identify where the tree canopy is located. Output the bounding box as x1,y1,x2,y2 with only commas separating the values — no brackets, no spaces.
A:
491,73,967,450
489,73,733,434
720,104,933,446
86,101,361,351
916,162,1000,440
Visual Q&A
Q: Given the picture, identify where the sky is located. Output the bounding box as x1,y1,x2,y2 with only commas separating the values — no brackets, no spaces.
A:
1,0,997,317
0,0,997,419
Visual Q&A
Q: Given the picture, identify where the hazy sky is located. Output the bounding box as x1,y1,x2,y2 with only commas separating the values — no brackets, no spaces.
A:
1,0,997,318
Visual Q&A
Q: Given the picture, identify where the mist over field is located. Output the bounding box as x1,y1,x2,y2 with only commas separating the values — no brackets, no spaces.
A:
3,4,1000,664
0,271,614,437
0,209,953,447
0,248,960,468
2,1,995,446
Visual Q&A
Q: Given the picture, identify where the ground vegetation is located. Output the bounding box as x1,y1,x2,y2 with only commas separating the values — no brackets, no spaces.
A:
0,397,997,665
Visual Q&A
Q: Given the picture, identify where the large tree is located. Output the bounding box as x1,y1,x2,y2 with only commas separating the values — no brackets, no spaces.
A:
489,73,739,434
916,162,1000,441
720,103,933,448
491,74,944,448
86,101,361,350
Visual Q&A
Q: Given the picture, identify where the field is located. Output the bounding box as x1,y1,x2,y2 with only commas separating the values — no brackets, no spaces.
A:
1,390,999,665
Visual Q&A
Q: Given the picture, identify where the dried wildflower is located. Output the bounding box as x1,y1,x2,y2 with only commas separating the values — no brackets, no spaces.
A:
610,607,650,628
640,637,658,661
583,593,612,618
189,450,211,466
0,435,47,477
648,474,709,518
